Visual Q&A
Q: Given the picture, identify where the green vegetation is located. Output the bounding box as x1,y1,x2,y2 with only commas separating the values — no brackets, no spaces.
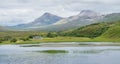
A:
46,32,58,38
94,21,120,42
39,50,68,53
10,38,17,42
100,22,120,39
59,22,115,38
0,31,47,44
19,38,30,41
15,37,92,44
56,21,120,41
0,21,120,44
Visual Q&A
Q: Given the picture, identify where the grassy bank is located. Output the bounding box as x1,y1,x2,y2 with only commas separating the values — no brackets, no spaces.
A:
0,37,120,45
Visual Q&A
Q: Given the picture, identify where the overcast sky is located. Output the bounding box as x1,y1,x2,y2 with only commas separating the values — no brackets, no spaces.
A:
0,0,120,26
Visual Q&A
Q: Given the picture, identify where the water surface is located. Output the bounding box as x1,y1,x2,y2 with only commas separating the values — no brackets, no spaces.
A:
0,42,120,64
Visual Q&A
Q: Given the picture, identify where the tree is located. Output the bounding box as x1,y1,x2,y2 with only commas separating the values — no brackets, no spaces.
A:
0,39,2,43
10,38,17,42
3,36,12,41
28,35,33,39
46,32,57,38
19,38,29,41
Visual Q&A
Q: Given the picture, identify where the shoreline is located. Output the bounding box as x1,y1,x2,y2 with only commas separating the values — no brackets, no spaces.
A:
0,37,120,45
1,42,120,47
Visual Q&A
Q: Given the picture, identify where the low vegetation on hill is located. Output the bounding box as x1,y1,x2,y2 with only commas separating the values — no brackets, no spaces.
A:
56,21,120,42
59,21,119,38
99,21,120,39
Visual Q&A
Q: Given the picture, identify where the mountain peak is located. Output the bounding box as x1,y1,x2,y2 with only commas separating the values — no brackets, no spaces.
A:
79,10,101,17
80,10,95,13
28,12,63,26
42,12,53,17
44,12,52,15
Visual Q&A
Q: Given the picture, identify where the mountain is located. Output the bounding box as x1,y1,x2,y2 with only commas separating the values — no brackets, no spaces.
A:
29,12,63,27
34,10,120,31
0,26,10,31
54,10,103,25
32,10,104,31
100,13,120,22
8,10,120,31
10,12,63,29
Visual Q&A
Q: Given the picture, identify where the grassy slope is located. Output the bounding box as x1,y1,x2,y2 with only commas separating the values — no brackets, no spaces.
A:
95,21,120,42
70,23,110,37
59,21,120,42
23,21,120,43
0,31,47,38
101,22,120,38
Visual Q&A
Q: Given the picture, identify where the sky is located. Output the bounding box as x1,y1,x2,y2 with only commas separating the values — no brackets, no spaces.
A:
0,0,120,26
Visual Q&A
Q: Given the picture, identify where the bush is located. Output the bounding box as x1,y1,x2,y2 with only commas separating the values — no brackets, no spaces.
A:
0,40,2,43
46,32,57,38
10,38,17,42
19,38,29,41
28,35,34,39
28,35,42,39
3,36,12,41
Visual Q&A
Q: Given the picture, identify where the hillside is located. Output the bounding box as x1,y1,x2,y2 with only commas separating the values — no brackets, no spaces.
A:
61,21,120,39
100,21,120,39
0,21,120,44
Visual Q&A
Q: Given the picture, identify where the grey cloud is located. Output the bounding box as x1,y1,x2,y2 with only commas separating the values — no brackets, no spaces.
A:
0,0,120,26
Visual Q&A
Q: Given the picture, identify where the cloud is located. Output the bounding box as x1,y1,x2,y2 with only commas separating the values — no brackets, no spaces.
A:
0,0,120,26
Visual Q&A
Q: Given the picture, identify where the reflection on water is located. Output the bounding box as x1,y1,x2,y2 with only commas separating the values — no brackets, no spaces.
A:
73,49,103,54
1,42,120,64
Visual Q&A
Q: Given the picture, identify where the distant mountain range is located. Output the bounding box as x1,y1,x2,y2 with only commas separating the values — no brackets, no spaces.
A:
5,10,120,31
9,12,63,29
41,10,104,31
0,26,10,31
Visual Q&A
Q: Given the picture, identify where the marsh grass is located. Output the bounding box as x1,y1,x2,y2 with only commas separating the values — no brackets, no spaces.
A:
38,50,68,54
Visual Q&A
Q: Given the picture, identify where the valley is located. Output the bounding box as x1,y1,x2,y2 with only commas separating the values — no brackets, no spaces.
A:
0,21,120,44
0,10,120,44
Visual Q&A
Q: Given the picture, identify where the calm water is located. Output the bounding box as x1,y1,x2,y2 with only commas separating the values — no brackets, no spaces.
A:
0,42,120,64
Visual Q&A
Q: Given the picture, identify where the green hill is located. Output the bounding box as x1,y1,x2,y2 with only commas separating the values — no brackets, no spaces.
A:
99,21,120,39
61,21,120,40
61,22,112,38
